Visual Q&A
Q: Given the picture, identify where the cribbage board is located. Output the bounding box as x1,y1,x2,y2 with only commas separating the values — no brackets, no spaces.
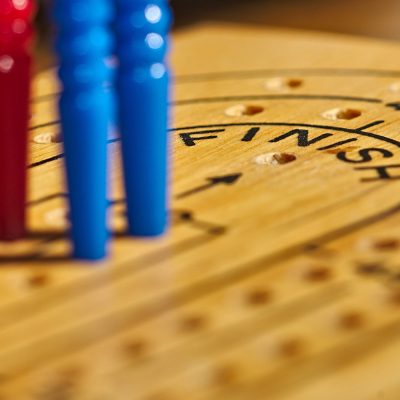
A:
2,23,400,399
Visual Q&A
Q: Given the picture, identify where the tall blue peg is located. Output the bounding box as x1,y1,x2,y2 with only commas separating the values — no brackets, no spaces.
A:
115,0,172,236
53,0,113,260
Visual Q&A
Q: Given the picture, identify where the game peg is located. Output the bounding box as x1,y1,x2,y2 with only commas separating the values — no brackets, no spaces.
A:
0,0,35,241
53,0,113,260
116,0,172,236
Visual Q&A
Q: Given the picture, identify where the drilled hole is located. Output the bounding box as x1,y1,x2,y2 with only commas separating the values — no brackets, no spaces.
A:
338,311,365,330
278,338,304,358
225,104,264,117
322,108,361,121
373,238,400,251
245,288,272,306
356,262,387,275
358,237,400,252
304,266,332,282
180,314,207,333
124,338,149,358
387,290,400,306
28,273,50,288
33,132,62,144
213,364,239,386
254,152,296,166
208,226,227,235
179,211,192,221
265,77,303,90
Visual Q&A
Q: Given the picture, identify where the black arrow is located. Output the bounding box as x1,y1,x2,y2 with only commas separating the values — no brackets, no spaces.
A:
176,173,242,199
386,102,400,111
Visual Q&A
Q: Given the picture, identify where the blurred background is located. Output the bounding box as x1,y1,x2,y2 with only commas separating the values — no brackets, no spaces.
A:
36,0,400,40
34,0,400,70
171,0,400,40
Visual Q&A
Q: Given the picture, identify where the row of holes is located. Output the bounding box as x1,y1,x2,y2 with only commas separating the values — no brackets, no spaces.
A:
225,104,362,120
17,234,400,291
124,310,366,363
31,105,361,145
129,309,369,400
268,77,400,94
33,75,400,144
15,259,400,399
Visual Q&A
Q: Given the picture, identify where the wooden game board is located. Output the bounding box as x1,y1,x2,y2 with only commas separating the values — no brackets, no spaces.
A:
2,23,400,399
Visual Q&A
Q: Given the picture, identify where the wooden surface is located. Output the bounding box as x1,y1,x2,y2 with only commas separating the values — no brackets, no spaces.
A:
3,23,400,398
172,0,400,40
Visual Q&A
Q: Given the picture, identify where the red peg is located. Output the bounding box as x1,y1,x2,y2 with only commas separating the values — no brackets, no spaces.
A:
0,0,35,240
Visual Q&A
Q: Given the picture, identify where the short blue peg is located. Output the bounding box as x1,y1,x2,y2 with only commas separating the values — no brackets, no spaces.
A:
53,0,113,260
115,0,172,236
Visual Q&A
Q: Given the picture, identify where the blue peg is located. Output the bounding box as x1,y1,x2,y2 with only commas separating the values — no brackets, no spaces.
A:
53,0,113,260
115,0,172,236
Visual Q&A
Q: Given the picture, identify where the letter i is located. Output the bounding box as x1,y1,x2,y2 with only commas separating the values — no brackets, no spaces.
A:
116,0,172,236
53,0,113,259
0,0,35,241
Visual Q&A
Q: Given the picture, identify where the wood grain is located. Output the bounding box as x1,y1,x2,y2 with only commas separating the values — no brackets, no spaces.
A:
1,23,400,399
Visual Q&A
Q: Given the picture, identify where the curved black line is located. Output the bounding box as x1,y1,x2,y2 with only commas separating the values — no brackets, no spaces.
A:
31,68,400,104
172,122,400,148
174,94,382,106
29,120,60,131
28,93,384,132
175,68,400,83
32,92,383,108
28,121,399,169
29,153,64,169
27,193,68,206
356,120,385,131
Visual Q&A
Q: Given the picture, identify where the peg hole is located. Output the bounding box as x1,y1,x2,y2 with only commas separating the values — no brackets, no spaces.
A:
33,132,62,144
180,314,207,333
278,338,304,358
254,152,296,166
213,363,239,386
27,273,50,288
245,288,272,306
225,104,264,117
303,266,332,282
208,226,227,235
179,211,192,221
387,290,400,306
124,338,149,359
373,238,400,251
338,311,365,330
322,108,361,121
265,77,303,90
356,262,387,275
357,237,400,251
